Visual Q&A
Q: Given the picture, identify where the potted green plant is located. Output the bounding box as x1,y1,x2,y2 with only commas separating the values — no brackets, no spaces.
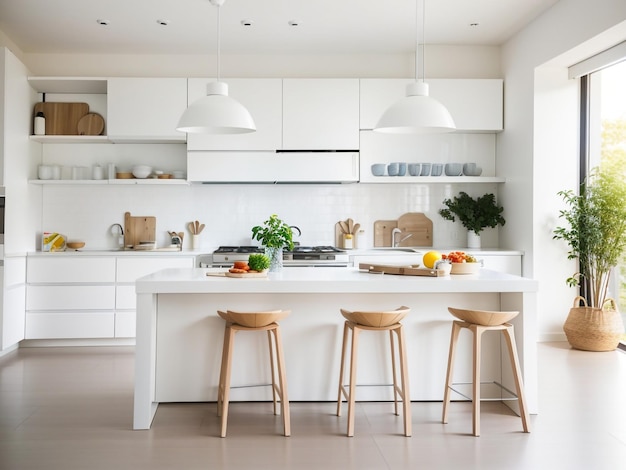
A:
252,214,294,272
554,164,626,351
438,192,505,248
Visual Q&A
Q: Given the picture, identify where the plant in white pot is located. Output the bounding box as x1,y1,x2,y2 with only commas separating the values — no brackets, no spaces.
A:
251,214,294,272
553,163,626,351
438,192,505,248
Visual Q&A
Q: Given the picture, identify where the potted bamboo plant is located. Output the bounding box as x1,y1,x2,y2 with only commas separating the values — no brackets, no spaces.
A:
438,192,505,248
252,214,294,272
553,164,626,351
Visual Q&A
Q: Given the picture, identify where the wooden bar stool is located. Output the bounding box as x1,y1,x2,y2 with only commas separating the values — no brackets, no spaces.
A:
442,307,530,437
336,306,411,437
216,310,291,438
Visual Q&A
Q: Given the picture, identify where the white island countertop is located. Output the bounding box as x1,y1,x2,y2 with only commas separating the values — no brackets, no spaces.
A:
134,267,538,430
136,267,537,294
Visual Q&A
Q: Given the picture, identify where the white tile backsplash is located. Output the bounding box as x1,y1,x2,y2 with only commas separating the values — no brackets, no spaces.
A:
41,181,501,251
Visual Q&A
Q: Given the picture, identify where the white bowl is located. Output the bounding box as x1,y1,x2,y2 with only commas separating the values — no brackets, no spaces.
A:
132,165,152,179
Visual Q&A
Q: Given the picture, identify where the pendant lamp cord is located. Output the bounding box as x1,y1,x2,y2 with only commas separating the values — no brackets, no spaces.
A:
216,3,221,82
415,0,425,83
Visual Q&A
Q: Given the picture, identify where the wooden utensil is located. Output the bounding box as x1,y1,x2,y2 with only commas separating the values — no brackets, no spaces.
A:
339,220,350,234
188,222,196,234
198,223,205,233
352,223,360,235
347,218,354,234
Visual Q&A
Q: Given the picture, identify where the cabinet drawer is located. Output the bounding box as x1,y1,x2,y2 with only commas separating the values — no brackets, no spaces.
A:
27,285,115,310
27,257,116,283
116,285,136,309
25,312,115,339
115,312,136,338
116,257,194,283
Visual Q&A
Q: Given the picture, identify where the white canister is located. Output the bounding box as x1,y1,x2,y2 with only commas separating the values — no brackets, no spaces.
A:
71,166,81,180
51,165,61,180
92,164,104,180
38,165,52,180
107,163,116,180
34,112,46,136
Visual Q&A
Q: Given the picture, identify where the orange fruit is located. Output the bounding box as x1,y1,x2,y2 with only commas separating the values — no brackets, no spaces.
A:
422,251,442,269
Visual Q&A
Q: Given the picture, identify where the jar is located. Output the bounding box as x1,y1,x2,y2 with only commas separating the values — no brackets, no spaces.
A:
34,111,46,135
37,164,52,180
343,234,353,249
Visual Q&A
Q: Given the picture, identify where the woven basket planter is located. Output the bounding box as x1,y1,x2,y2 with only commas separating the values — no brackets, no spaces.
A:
563,296,625,351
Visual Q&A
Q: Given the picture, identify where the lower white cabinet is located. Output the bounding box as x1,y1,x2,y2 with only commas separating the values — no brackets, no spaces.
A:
26,254,195,340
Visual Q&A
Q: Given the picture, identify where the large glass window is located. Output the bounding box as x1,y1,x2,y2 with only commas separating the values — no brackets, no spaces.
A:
586,59,626,321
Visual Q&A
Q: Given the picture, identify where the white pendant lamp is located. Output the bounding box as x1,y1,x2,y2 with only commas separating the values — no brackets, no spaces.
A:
176,0,255,134
374,0,455,134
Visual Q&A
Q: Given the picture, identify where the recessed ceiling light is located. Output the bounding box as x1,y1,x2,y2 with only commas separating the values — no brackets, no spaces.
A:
469,22,480,27
156,19,170,26
288,20,301,27
96,19,110,26
241,20,253,27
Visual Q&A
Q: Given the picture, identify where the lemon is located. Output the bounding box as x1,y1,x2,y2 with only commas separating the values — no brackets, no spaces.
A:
422,250,442,269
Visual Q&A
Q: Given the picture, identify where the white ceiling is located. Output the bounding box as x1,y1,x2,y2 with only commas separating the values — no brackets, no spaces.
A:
0,0,560,55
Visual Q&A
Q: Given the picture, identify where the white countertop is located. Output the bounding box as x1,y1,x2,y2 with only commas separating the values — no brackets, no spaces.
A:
27,249,203,257
136,267,537,295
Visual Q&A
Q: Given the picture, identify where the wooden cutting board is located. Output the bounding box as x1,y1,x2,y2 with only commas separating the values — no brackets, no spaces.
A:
33,102,89,135
124,212,156,248
396,212,433,247
359,263,443,277
373,220,398,247
77,113,105,135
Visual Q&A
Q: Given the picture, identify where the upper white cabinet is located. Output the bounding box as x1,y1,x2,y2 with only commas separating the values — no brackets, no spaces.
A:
282,79,360,150
187,151,359,183
186,78,282,151
360,79,503,132
107,78,187,143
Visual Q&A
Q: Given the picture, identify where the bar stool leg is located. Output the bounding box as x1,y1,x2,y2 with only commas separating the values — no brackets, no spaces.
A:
502,325,531,433
271,325,291,436
336,321,350,417
346,325,361,437
472,325,485,437
267,330,279,416
217,322,232,417
389,329,399,416
395,325,412,437
442,321,462,424
219,326,237,438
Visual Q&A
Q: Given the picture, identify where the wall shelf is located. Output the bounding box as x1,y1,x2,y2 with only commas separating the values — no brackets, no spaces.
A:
29,179,189,186
360,176,506,184
30,135,109,143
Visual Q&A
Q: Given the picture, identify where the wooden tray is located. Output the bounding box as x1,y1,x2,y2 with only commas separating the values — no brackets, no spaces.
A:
124,212,156,248
206,271,268,278
359,263,444,277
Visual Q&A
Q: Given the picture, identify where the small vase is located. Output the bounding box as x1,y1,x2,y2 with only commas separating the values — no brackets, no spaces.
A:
265,246,284,272
191,235,199,251
467,231,481,249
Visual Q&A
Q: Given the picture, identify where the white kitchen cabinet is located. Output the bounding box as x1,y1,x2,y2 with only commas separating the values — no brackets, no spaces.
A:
186,78,282,151
25,254,194,340
187,151,359,183
282,79,360,150
360,79,503,132
1,257,27,350
107,78,187,142
25,312,114,339
115,255,195,338
27,257,116,283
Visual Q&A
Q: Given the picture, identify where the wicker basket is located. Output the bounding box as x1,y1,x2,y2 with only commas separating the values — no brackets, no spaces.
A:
563,296,625,351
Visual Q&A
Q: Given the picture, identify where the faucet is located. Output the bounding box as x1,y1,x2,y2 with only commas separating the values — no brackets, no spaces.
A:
392,228,413,247
110,223,124,249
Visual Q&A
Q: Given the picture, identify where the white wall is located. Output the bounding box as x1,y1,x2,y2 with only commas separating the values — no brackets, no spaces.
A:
500,0,626,340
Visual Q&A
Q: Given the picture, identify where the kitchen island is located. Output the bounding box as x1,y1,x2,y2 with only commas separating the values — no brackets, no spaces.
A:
134,267,538,430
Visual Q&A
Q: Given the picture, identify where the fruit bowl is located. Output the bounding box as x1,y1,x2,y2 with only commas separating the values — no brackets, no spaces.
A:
66,241,85,250
450,262,481,274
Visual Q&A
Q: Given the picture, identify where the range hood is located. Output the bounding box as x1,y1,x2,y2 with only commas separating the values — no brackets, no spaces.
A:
187,150,359,184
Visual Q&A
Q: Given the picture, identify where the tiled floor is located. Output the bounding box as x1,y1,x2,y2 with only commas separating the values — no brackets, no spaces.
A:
0,342,625,469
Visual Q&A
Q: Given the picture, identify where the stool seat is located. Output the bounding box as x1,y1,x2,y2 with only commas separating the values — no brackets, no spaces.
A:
217,309,291,437
337,306,411,437
447,307,518,326
442,308,530,437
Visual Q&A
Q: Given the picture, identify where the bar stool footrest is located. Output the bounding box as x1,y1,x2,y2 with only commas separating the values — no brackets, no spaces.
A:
447,381,521,402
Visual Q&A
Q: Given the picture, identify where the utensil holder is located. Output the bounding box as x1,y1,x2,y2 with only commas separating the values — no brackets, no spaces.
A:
192,234,200,251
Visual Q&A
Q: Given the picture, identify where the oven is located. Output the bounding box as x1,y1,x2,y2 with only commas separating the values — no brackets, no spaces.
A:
200,245,349,268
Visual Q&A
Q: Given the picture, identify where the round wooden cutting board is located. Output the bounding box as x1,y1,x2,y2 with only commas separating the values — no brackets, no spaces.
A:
77,113,105,135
